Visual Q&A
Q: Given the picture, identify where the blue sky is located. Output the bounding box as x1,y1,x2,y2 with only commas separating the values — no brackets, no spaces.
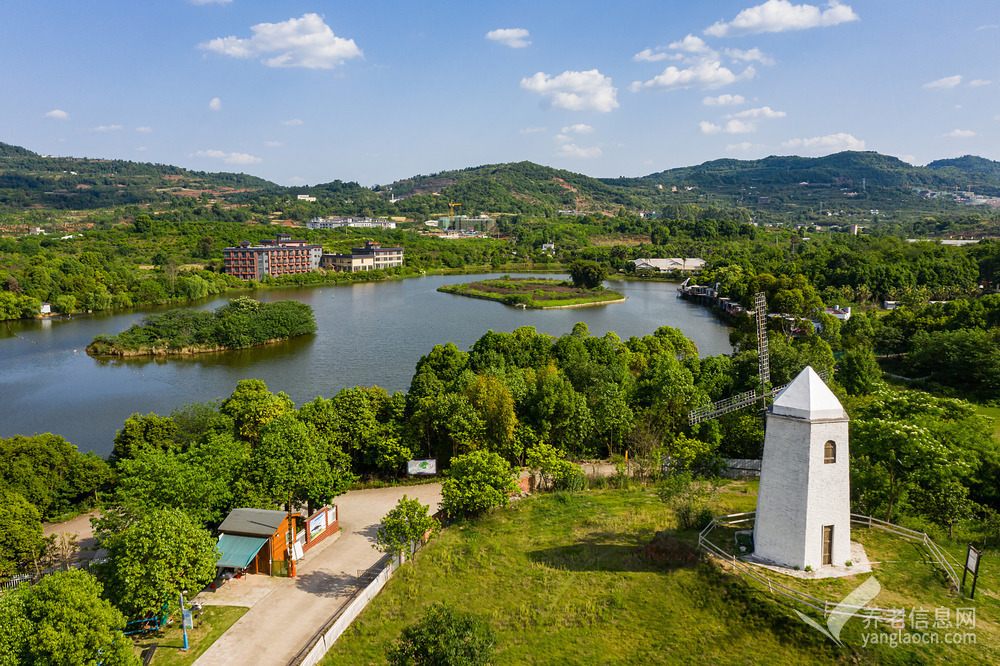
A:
3,1,999,186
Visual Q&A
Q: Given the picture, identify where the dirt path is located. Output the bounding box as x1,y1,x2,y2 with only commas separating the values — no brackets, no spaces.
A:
43,511,106,562
193,483,442,666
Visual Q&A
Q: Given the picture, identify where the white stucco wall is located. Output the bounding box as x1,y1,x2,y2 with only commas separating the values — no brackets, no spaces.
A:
754,413,850,570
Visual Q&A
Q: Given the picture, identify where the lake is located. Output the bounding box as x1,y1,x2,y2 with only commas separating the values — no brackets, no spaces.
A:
0,274,731,457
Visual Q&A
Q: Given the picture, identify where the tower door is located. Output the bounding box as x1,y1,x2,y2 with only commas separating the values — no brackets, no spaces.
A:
822,525,834,566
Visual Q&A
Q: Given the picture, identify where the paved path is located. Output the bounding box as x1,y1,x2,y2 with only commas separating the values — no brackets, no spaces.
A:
194,483,442,666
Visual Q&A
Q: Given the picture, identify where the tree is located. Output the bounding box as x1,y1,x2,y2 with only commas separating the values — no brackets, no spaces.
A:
0,570,138,666
220,379,295,443
0,490,47,577
440,450,517,518
386,602,496,666
98,509,218,618
568,259,607,289
0,433,110,520
837,346,882,396
375,495,438,557
110,412,179,462
239,413,355,512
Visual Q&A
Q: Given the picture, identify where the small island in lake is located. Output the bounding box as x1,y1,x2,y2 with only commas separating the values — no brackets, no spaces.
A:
86,296,316,356
438,277,625,309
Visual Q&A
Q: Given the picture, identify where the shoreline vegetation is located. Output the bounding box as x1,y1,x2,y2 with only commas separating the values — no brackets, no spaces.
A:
86,297,316,357
437,277,625,309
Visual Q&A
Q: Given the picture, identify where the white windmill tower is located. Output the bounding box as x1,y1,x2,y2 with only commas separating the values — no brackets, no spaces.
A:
689,294,851,570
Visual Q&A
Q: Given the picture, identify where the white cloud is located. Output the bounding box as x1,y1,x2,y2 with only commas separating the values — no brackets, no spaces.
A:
631,61,755,91
562,123,594,134
969,79,991,87
555,141,602,159
209,97,222,111
521,69,619,112
91,125,123,132
281,118,304,126
923,75,962,90
977,24,999,30
944,129,976,138
200,13,362,69
519,126,547,134
194,149,263,165
633,48,678,63
700,119,755,134
726,106,785,119
703,94,746,106
44,109,69,120
486,28,531,48
136,126,153,133
781,132,865,152
669,34,712,54
137,146,147,151
264,141,284,147
725,47,775,65
727,142,762,151
706,0,859,37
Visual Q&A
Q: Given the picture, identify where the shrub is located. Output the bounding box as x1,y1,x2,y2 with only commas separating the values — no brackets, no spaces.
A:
386,602,496,666
440,450,517,518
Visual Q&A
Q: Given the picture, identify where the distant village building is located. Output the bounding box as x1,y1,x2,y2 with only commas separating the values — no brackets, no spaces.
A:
630,257,705,273
222,234,323,281
541,242,556,255
307,216,396,230
296,194,317,202
320,241,404,273
824,305,852,321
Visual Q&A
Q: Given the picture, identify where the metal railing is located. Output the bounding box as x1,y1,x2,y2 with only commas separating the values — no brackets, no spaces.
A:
697,511,962,624
1,556,109,592
288,538,428,666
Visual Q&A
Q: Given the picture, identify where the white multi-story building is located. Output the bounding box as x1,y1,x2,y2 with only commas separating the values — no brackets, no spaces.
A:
320,241,404,273
307,216,396,230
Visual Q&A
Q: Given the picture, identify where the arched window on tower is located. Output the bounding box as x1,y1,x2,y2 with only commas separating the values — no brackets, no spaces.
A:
824,440,836,464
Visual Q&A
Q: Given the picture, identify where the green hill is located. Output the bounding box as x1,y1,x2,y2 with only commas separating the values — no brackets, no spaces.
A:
0,141,281,209
3,140,999,221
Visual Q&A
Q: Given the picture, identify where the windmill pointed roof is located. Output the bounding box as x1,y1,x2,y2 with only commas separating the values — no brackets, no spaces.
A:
771,366,847,420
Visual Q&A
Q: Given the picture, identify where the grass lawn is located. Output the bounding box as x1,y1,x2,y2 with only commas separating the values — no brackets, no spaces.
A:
319,483,997,665
971,403,1000,440
132,605,248,665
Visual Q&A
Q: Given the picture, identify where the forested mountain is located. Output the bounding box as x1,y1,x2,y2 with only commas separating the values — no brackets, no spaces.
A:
3,141,1000,219
0,141,280,209
630,151,1000,197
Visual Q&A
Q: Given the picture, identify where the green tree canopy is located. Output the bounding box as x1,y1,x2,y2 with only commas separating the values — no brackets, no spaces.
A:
440,450,517,518
0,570,138,666
568,259,607,289
374,495,438,557
0,490,47,577
98,509,218,618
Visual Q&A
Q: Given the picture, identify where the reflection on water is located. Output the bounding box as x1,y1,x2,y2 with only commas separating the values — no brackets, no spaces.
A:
0,274,731,456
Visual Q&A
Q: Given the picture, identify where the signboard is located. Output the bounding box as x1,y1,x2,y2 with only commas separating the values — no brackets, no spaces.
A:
962,544,982,599
182,609,194,630
408,459,437,475
309,512,327,538
966,546,979,573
